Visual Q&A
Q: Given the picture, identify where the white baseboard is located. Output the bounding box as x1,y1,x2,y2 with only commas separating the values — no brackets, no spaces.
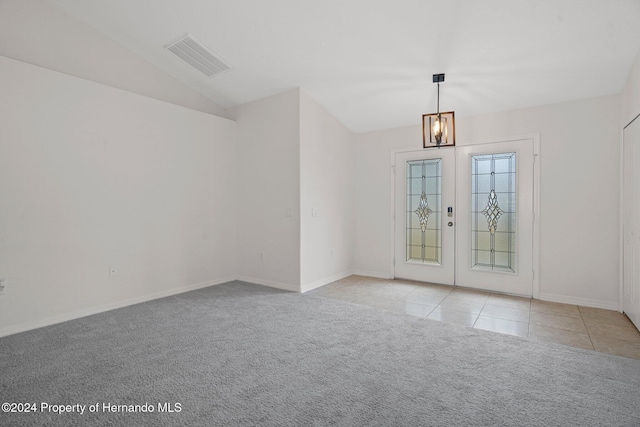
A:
236,276,299,293
0,276,236,338
300,270,353,293
352,269,393,280
537,292,620,311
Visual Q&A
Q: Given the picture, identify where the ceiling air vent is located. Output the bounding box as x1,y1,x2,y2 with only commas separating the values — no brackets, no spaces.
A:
165,34,231,77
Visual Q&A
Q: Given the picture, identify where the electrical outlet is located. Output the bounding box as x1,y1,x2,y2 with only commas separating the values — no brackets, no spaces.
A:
109,266,118,277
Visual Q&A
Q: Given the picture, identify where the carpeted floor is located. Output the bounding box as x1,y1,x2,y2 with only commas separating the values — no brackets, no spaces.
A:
1,281,640,426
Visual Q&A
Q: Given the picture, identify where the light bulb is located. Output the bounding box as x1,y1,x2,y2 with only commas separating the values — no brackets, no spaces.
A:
432,119,442,136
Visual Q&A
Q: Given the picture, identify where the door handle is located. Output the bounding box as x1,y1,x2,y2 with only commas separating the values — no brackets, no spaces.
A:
448,221,454,227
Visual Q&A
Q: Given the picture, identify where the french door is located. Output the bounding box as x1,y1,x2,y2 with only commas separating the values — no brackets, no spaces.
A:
394,148,456,285
394,139,536,296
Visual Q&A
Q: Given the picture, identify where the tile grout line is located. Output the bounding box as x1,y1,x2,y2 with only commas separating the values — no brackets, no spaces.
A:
471,293,490,328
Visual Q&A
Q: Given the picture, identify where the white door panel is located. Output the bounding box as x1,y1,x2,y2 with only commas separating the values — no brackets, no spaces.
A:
394,148,455,285
456,140,534,296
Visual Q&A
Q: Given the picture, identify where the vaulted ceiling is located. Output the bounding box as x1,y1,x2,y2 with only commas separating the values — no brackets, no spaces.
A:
51,0,640,132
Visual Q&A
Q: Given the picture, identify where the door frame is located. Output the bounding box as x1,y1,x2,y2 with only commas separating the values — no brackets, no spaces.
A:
390,134,541,298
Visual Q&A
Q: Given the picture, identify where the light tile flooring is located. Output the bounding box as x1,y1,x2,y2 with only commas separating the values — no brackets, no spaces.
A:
306,275,640,360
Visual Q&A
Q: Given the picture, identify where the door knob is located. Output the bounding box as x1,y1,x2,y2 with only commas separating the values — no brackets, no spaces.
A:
448,221,454,227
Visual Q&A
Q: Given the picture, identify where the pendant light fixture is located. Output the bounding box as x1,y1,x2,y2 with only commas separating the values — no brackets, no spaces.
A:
423,73,455,148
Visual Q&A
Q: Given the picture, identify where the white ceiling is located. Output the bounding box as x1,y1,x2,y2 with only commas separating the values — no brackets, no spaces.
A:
50,0,640,133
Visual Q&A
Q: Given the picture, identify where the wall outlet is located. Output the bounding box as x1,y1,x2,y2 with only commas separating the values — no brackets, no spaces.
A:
0,279,5,295
109,266,118,277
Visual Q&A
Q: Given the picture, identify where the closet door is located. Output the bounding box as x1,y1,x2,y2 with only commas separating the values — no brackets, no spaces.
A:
623,116,640,329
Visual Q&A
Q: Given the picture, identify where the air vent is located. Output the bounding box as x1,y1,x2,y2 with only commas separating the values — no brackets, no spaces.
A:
165,34,231,77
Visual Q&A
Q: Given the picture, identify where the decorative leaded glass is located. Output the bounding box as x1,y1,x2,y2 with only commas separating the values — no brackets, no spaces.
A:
415,192,432,232
471,153,516,272
406,159,441,264
481,189,504,235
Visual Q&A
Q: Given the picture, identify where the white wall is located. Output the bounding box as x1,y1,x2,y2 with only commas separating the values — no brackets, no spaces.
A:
621,48,640,126
355,94,621,309
354,126,419,279
0,0,225,117
226,90,301,291
227,89,357,292
0,55,237,336
299,90,355,291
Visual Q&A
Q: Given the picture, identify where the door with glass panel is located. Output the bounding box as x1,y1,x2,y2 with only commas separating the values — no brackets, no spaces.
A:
455,140,534,296
394,148,456,285
394,139,535,296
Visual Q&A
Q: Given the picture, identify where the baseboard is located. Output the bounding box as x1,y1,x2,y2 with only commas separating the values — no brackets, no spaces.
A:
537,292,620,311
300,270,353,293
352,269,393,280
0,276,236,338
236,276,299,293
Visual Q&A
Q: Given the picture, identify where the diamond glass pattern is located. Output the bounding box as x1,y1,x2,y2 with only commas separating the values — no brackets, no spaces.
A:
481,190,504,235
415,192,432,232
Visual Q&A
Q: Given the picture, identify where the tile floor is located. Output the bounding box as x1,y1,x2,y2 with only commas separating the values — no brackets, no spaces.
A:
306,275,640,360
